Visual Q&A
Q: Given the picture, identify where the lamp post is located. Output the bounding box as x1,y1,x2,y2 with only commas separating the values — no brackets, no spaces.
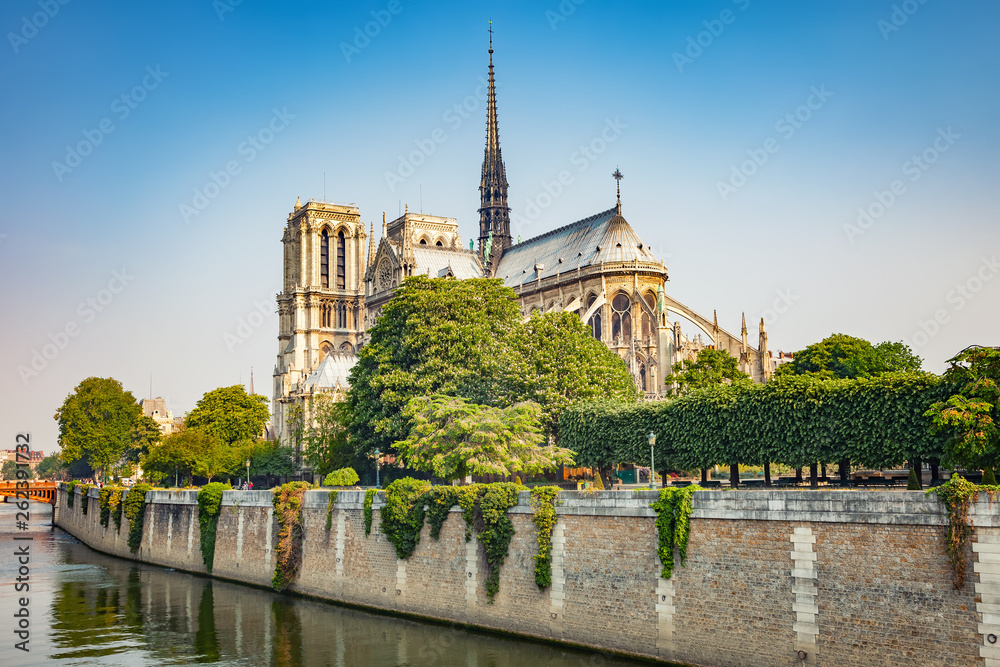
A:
648,432,657,489
374,449,381,489
245,459,250,488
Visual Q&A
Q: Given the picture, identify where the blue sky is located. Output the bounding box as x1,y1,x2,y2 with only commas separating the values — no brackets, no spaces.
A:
2,0,998,454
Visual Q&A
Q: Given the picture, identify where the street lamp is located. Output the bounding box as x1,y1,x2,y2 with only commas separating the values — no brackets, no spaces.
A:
374,449,381,489
648,432,657,489
245,459,250,489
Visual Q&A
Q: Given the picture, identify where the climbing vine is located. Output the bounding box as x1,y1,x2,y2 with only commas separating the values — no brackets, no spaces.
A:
197,482,230,573
380,478,432,559
66,480,77,508
325,490,339,531
271,481,313,591
77,483,91,514
929,475,1000,589
123,484,151,553
110,487,123,532
476,483,522,601
363,488,377,536
649,485,702,579
98,486,122,528
530,486,560,590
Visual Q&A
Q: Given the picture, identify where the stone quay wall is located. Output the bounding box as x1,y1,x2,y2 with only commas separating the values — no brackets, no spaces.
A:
53,486,1000,666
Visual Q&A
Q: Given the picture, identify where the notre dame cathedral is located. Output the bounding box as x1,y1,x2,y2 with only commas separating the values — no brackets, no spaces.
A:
272,35,775,447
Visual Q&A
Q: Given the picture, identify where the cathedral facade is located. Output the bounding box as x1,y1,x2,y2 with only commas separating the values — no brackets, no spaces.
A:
272,35,774,449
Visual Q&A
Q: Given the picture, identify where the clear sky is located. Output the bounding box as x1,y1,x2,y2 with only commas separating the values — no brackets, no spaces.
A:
2,0,998,455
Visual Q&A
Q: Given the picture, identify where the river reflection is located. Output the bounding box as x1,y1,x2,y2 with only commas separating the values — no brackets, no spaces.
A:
0,503,643,666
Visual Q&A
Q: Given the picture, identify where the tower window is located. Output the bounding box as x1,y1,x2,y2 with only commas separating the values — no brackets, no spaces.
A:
611,292,631,342
587,294,602,341
320,230,330,288
336,231,346,289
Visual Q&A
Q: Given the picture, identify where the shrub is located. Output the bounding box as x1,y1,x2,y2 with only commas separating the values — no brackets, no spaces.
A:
907,467,922,490
197,482,231,572
323,468,360,487
272,481,313,591
985,467,997,486
123,484,152,553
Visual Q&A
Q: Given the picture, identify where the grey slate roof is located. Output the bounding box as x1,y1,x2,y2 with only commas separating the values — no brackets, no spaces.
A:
495,206,661,288
412,247,484,280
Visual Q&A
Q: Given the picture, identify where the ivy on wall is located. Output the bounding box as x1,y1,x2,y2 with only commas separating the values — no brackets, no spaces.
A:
98,486,125,528
929,475,1000,589
650,485,701,579
271,481,313,591
529,486,559,590
110,488,123,532
78,483,91,514
66,480,77,508
197,482,230,573
363,489,377,536
123,484,151,553
325,491,338,531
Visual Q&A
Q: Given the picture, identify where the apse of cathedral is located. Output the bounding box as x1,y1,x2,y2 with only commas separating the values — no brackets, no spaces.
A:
272,31,774,448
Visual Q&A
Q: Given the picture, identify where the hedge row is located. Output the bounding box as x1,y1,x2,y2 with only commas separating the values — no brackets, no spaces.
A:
560,373,955,471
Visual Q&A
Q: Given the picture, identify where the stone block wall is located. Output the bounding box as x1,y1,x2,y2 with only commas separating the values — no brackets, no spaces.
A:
54,485,998,666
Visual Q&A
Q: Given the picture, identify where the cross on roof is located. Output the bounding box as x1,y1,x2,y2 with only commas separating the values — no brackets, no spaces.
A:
613,168,623,208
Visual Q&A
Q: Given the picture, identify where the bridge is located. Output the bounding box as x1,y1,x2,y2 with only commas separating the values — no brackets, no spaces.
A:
0,480,57,505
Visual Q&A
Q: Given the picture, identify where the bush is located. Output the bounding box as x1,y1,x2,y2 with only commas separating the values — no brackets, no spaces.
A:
323,468,360,487
197,482,231,572
984,467,997,486
907,467,922,490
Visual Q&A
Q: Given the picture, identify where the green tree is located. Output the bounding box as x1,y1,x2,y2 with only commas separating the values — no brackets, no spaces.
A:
665,348,753,394
186,385,269,446
1,460,33,480
54,377,143,482
302,394,356,475
346,276,527,457
191,430,239,483
394,394,575,482
143,429,201,485
925,346,1000,471
776,333,922,379
521,311,638,439
245,440,298,478
36,453,66,480
128,414,162,463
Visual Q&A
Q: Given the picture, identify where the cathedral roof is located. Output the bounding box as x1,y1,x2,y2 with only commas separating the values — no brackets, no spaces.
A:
412,247,484,279
302,351,357,390
495,206,661,288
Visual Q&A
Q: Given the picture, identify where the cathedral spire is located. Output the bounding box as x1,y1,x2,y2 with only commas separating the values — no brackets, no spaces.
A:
368,219,377,270
478,21,511,269
613,167,623,215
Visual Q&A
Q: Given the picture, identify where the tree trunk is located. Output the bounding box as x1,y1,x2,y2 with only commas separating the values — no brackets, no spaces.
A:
809,463,818,489
821,463,827,481
764,462,772,487
911,456,923,489
839,459,850,483
930,460,940,482
729,464,740,489
701,468,708,484
795,467,803,484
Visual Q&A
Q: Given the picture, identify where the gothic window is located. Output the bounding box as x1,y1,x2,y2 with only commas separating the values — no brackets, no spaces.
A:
321,304,329,328
336,302,346,329
435,240,443,246
642,312,651,339
587,294,601,341
419,238,427,245
611,292,631,342
640,365,647,392
336,231,346,289
377,259,393,291
320,230,330,288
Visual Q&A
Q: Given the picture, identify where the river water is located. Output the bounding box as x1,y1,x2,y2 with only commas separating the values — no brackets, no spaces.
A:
0,502,644,666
